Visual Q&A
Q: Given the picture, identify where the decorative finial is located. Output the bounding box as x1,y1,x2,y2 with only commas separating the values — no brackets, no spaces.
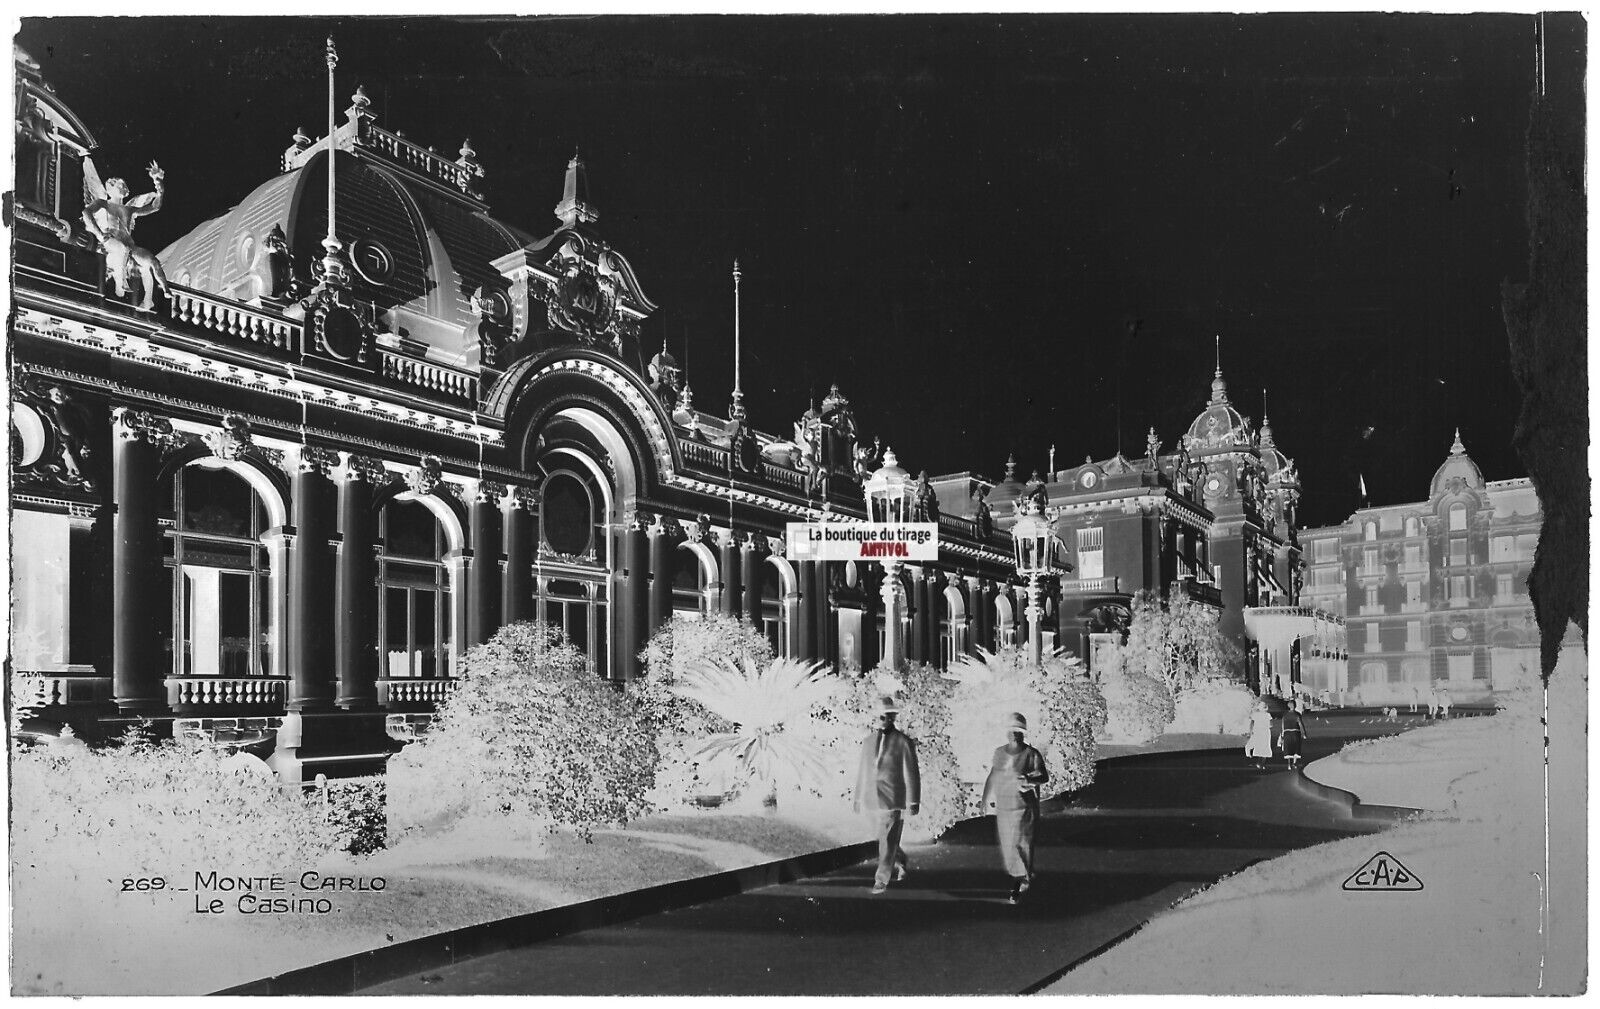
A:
882,447,899,469
318,34,348,288
347,84,371,119
1004,453,1016,481
1214,333,1222,377
293,126,312,148
730,257,744,419
1450,427,1466,455
555,149,599,227
1146,426,1161,459
325,36,338,70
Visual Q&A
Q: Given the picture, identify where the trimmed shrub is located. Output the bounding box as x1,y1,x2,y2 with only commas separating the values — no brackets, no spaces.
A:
813,665,976,843
944,648,1106,796
322,777,387,856
386,621,659,843
630,615,757,808
10,727,341,878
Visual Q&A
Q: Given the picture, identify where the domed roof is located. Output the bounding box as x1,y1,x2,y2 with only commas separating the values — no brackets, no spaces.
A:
1183,366,1249,452
1429,429,1484,498
989,453,1026,508
160,144,537,363
1258,413,1295,483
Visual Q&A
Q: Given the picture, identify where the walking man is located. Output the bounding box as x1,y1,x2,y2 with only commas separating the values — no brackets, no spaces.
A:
854,695,920,894
982,712,1050,904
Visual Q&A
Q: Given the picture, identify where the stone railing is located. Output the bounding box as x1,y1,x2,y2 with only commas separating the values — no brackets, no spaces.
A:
377,349,478,403
377,678,457,706
167,287,297,352
361,126,476,193
15,673,111,707
1061,576,1120,594
165,676,287,708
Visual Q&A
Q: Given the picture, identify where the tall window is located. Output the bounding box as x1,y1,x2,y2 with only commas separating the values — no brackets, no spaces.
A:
1448,538,1467,567
1405,580,1423,608
1076,527,1104,580
378,499,451,678
1490,536,1515,562
1406,620,1423,651
1363,546,1379,572
1404,543,1422,568
1447,652,1473,681
1496,574,1514,600
1404,516,1420,537
1363,521,1378,541
1313,539,1337,562
162,465,273,678
1364,622,1380,652
536,468,610,675
1448,575,1469,608
1449,503,1468,531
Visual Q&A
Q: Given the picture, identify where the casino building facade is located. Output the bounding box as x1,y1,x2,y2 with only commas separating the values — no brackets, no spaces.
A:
9,46,1034,770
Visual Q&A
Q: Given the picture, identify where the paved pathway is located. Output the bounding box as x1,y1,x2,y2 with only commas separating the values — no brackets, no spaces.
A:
366,714,1403,995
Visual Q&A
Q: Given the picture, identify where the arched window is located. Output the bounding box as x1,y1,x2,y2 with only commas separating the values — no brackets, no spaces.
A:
1363,521,1378,542
535,466,610,674
995,593,1017,649
1404,516,1420,537
1448,502,1468,531
161,464,274,679
378,499,451,679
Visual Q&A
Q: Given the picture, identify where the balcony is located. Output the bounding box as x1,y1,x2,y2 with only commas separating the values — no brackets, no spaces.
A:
15,672,112,708
377,348,478,404
165,676,288,710
1060,576,1120,595
167,286,298,353
377,677,457,707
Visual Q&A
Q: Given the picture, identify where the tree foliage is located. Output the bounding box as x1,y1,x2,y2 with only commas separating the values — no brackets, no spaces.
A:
1094,646,1176,745
1116,587,1243,696
387,621,658,842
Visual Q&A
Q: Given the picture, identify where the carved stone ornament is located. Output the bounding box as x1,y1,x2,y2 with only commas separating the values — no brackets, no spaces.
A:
767,534,786,557
511,485,541,511
475,479,509,505
112,406,177,447
685,513,713,545
82,156,172,313
406,456,445,496
204,415,255,461
625,511,647,533
296,445,341,477
11,375,95,491
345,455,392,485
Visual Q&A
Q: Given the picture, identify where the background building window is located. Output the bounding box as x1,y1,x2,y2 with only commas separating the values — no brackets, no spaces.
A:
1364,621,1380,652
1406,620,1423,651
1405,516,1420,537
1448,575,1469,608
1490,535,1515,562
1406,580,1423,608
1075,526,1104,580
1449,503,1468,531
1363,521,1378,542
1313,539,1337,562
1497,573,1514,600
1448,538,1467,567
1404,543,1422,568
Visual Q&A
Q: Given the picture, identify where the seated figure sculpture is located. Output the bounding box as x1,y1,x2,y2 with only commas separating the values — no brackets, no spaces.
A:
82,158,170,311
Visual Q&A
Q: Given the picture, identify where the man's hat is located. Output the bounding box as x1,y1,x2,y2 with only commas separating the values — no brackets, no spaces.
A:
876,695,901,715
1005,711,1027,731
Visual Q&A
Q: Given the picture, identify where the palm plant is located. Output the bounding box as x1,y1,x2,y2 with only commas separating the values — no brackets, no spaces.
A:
671,655,842,802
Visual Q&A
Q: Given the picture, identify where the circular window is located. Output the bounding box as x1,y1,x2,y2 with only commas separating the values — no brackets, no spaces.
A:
350,239,396,286
1080,469,1098,489
236,232,256,270
1450,625,1469,643
542,472,593,556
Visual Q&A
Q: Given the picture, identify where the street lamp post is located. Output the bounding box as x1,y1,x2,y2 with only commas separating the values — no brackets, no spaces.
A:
864,448,914,670
1011,494,1055,667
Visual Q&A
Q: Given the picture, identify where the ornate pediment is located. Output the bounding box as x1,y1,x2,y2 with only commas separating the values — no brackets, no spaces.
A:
535,233,656,354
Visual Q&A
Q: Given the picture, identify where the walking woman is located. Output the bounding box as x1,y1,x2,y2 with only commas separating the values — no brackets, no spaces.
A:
982,712,1050,904
1245,698,1274,770
1279,700,1308,769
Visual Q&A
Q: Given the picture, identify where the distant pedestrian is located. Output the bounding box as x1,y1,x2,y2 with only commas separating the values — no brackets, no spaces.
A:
1439,687,1453,719
854,695,921,894
1244,699,1274,770
1409,685,1420,713
1426,686,1439,719
982,712,1050,904
1279,701,1308,770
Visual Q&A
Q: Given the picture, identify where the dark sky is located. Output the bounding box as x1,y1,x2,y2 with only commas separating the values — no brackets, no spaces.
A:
17,14,1574,527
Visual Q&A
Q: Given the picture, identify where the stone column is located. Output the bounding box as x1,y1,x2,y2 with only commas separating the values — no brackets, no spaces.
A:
288,446,339,712
742,533,764,630
975,581,994,653
813,561,832,669
621,512,649,680
925,569,945,668
878,561,903,671
647,516,676,636
335,455,382,710
721,530,743,619
502,488,536,626
467,480,506,647
796,560,817,661
858,565,880,672
110,409,167,713
907,566,926,664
